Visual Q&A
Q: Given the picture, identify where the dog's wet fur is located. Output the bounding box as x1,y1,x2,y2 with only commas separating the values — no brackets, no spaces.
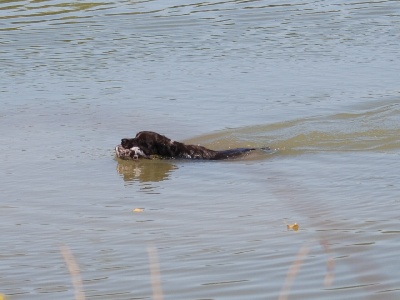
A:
115,131,269,160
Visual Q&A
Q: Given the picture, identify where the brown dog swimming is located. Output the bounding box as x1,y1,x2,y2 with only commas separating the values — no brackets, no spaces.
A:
115,131,269,160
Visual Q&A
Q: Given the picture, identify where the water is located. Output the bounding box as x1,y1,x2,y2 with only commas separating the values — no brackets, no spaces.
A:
1,1,400,299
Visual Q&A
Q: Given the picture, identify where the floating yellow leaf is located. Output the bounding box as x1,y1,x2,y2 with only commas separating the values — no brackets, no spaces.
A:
132,208,144,212
287,223,299,231
0,294,7,300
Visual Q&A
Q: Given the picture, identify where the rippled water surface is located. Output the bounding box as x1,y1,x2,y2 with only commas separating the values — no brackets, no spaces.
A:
1,1,400,299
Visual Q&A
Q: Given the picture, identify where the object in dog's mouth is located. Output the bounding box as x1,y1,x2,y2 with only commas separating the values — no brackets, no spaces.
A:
115,145,149,160
115,131,270,160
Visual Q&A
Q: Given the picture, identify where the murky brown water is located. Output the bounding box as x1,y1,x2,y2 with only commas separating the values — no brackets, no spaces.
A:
1,1,400,299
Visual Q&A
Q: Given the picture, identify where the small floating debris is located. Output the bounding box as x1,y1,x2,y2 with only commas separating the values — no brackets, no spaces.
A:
287,223,299,231
132,208,144,213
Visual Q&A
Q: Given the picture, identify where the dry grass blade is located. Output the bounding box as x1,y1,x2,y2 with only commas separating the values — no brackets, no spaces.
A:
60,244,86,300
278,243,310,300
147,246,164,300
320,240,335,287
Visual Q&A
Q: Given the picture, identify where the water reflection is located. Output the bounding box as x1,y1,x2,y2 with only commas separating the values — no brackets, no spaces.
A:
115,158,178,183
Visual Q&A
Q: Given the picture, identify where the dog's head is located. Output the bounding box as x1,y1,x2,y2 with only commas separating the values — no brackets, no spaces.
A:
116,131,163,160
116,131,182,160
115,136,150,160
